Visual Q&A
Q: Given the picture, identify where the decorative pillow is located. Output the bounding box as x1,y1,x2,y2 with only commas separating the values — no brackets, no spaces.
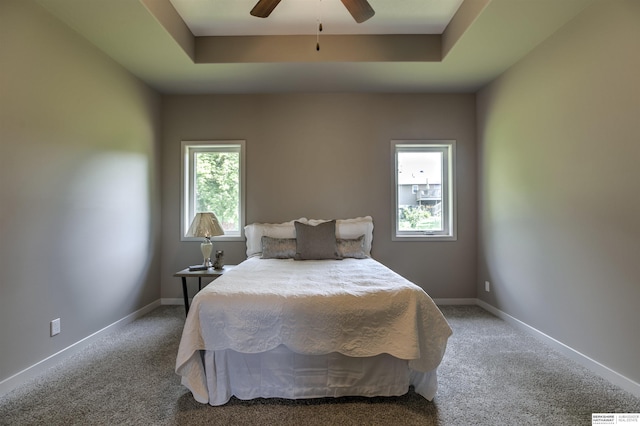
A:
337,235,368,259
244,218,307,258
305,216,374,256
294,220,341,260
261,236,297,259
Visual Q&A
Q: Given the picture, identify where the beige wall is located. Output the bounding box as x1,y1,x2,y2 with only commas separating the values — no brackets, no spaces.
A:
160,93,477,300
0,1,161,384
477,0,640,384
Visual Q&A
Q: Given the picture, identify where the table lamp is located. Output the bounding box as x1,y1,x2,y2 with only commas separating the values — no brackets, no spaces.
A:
186,212,224,268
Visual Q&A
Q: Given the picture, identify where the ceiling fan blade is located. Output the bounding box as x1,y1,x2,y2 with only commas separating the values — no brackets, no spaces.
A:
340,0,375,23
250,0,282,18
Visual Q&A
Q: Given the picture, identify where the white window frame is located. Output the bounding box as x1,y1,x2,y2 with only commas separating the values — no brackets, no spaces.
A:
180,140,246,242
391,140,457,241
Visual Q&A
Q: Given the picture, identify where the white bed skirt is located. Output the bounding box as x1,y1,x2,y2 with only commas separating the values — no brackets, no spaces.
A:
200,345,438,406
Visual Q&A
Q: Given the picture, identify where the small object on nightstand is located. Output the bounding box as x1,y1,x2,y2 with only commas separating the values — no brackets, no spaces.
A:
188,265,208,271
213,250,224,270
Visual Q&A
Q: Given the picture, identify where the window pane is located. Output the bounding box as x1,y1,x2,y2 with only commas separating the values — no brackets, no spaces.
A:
397,151,443,232
392,140,455,241
194,151,240,233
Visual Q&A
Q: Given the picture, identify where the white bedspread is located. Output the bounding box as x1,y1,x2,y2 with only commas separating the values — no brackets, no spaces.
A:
176,257,452,403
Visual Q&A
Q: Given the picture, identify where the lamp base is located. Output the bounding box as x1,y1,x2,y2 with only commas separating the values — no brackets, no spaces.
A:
201,239,213,268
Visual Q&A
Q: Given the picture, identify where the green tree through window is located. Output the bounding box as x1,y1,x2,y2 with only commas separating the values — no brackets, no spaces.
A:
195,151,239,232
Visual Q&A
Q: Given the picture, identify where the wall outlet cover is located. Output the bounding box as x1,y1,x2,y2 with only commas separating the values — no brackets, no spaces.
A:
51,318,61,336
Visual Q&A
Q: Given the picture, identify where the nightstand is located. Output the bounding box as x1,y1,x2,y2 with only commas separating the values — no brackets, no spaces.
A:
174,265,236,316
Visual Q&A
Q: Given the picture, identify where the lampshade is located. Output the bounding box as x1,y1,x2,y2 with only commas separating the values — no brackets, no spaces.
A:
186,212,225,239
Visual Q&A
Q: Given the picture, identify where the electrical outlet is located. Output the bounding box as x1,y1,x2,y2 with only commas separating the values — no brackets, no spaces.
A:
50,318,61,336
485,281,491,292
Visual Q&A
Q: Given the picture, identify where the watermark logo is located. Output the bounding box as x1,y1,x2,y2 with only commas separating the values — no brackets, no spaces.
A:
593,413,640,425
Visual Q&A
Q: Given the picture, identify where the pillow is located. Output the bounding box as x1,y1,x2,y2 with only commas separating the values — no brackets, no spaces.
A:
294,220,341,260
305,216,374,256
261,236,297,259
244,218,307,258
337,235,368,259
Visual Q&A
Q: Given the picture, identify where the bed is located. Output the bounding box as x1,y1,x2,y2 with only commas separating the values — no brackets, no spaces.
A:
175,216,452,406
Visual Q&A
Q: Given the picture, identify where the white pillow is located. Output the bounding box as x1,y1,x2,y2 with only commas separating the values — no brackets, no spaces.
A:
305,216,374,256
245,218,307,258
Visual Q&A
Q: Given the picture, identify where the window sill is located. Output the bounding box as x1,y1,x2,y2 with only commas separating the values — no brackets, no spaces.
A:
181,235,244,243
392,234,457,242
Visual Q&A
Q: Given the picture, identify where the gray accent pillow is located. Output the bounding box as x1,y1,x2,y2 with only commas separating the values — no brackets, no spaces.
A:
294,220,341,260
261,236,297,259
337,235,368,259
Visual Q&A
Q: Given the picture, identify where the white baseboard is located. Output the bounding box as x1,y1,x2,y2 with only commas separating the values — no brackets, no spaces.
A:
476,299,640,399
0,299,161,397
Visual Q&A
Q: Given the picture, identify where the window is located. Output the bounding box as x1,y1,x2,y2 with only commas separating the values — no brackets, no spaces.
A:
392,140,456,240
181,140,245,241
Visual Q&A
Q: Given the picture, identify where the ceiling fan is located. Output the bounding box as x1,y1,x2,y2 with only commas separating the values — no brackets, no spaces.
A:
250,0,375,24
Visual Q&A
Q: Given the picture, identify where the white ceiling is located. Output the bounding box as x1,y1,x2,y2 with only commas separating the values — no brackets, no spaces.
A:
36,0,596,94
169,0,464,36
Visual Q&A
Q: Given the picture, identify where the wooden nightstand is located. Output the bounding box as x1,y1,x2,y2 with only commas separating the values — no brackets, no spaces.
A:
174,265,236,316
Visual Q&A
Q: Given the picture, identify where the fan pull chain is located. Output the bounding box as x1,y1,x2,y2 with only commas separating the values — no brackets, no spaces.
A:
316,0,323,51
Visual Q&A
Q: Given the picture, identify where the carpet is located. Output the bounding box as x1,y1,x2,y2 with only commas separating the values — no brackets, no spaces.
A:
1,305,638,425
